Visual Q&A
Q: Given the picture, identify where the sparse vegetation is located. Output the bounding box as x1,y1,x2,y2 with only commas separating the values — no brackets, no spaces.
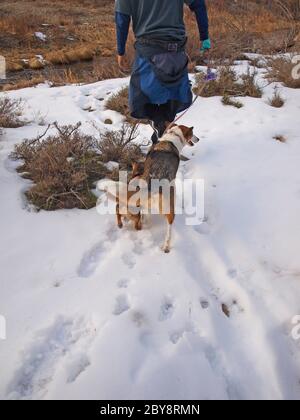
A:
96,124,144,176
268,88,285,107
1,0,299,91
222,95,244,108
0,97,24,131
10,122,144,210
273,134,287,143
105,87,130,120
194,66,262,99
266,56,300,88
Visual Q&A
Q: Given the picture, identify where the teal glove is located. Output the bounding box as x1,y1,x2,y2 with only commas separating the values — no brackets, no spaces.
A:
200,39,211,52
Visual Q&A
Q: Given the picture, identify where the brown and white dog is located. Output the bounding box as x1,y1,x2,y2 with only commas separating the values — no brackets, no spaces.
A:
108,124,199,253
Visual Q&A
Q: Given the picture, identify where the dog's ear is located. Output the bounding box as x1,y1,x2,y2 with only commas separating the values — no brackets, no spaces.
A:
178,125,194,140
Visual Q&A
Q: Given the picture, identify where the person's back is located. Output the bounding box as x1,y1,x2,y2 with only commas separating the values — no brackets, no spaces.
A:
116,0,189,41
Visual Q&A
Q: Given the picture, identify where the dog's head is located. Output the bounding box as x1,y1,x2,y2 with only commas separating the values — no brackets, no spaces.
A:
166,124,200,147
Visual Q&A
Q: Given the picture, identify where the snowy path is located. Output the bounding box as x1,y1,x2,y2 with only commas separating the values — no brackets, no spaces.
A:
1,63,300,400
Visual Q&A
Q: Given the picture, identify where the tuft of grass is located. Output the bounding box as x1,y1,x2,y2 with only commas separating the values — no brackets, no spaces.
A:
105,87,131,121
194,66,262,99
10,123,105,211
266,56,300,89
0,97,24,129
95,123,145,179
222,95,244,108
268,89,285,108
28,58,45,70
2,76,46,92
10,122,144,210
273,135,287,143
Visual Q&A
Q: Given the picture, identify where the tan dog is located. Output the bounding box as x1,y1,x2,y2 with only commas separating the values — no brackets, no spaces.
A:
107,124,199,252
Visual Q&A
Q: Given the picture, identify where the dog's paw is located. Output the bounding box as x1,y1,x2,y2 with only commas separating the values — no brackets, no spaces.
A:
163,246,171,254
118,223,123,229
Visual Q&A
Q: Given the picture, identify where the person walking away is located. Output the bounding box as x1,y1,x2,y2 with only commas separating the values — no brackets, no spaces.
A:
115,0,210,143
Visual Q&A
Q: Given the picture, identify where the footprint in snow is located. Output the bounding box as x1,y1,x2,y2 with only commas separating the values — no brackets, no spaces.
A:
122,253,136,269
77,242,105,278
117,278,131,289
194,221,211,235
67,354,91,383
200,298,210,310
6,316,95,400
159,299,175,322
113,294,130,316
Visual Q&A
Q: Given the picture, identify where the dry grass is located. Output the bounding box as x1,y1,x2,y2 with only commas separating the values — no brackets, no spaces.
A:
194,66,262,98
10,123,102,210
10,122,144,210
273,134,287,143
1,0,299,89
222,95,244,108
268,88,285,107
266,56,300,88
1,76,46,92
96,124,144,178
105,87,130,120
0,97,24,129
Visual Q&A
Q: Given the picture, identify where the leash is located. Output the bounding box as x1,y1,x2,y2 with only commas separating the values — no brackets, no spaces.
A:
139,66,217,147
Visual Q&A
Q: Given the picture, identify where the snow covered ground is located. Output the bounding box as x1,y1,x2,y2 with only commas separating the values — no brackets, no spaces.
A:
1,61,300,400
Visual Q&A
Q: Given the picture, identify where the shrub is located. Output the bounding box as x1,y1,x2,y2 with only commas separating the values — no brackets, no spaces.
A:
222,95,244,108
268,88,285,107
266,56,300,88
193,66,262,98
273,135,287,143
11,123,144,210
105,86,131,120
0,97,24,129
95,123,145,179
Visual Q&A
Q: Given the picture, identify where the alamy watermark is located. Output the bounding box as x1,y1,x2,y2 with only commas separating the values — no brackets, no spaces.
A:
292,55,300,80
0,314,6,340
97,172,205,226
0,55,6,80
291,315,300,341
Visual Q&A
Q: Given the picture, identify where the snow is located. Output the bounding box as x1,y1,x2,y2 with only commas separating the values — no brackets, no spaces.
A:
34,32,47,42
1,62,300,400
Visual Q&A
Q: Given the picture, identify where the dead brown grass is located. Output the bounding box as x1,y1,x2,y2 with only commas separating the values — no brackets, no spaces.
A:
96,124,144,178
268,88,285,107
1,0,299,89
194,66,262,98
266,56,300,88
10,123,105,210
105,87,130,120
273,134,287,143
0,97,24,129
10,122,144,210
1,76,46,92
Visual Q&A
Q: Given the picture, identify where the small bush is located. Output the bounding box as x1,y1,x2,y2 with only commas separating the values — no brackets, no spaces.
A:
95,123,145,180
194,66,262,98
105,86,131,120
0,97,24,129
222,95,244,108
266,57,300,89
273,135,287,143
268,89,285,108
11,123,144,210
